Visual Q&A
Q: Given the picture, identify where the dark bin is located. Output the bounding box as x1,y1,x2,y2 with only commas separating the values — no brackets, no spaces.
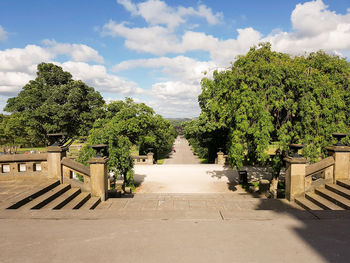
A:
238,170,248,184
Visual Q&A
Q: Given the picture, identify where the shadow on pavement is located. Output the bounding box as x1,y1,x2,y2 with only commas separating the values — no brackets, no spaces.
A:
209,165,350,261
206,166,238,192
251,184,350,262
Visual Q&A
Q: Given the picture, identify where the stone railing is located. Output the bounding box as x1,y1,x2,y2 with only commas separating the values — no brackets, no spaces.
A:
0,153,48,178
285,145,350,201
305,156,334,192
132,152,154,165
46,145,109,201
0,145,110,201
61,157,91,192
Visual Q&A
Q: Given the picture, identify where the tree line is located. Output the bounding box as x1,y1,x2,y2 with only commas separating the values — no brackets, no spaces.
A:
1,63,177,187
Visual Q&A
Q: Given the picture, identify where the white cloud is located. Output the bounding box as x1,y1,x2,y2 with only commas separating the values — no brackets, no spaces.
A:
59,61,142,95
148,81,201,117
0,72,33,95
102,21,178,55
114,56,214,117
0,25,8,42
103,20,261,63
113,56,217,83
266,0,350,55
42,39,104,63
105,0,350,63
101,0,350,117
117,0,222,29
0,42,141,100
0,45,53,73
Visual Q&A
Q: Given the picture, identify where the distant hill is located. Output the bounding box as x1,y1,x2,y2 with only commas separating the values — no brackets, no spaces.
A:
166,118,196,135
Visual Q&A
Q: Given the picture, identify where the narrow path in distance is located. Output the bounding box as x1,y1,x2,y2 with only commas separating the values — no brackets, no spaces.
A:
163,136,201,164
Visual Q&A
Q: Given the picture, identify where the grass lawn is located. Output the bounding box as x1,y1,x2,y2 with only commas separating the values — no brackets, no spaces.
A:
157,159,165,165
17,147,46,153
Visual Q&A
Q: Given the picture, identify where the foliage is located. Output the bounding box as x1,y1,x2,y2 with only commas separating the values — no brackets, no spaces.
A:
78,98,176,187
184,43,350,173
4,63,105,145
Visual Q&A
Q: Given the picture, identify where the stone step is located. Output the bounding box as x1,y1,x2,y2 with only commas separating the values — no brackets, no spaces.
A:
337,180,350,190
62,192,91,209
42,188,81,210
325,183,350,199
295,197,323,210
19,184,71,210
6,180,61,209
79,196,101,210
305,192,344,210
315,187,350,209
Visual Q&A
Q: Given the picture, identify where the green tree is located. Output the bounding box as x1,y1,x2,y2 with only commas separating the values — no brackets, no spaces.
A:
4,63,105,145
78,98,176,188
185,43,350,175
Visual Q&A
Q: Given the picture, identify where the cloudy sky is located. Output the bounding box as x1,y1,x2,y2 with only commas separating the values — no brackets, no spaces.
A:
1,0,350,117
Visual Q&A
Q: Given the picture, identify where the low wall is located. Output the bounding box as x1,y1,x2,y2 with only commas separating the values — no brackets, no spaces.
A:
132,154,154,165
0,153,48,179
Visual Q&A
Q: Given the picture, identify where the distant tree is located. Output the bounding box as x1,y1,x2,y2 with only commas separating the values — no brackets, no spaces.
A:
0,113,29,146
4,63,105,145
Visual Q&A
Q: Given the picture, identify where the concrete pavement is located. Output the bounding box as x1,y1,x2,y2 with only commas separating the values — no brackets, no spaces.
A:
163,136,201,164
1,208,350,263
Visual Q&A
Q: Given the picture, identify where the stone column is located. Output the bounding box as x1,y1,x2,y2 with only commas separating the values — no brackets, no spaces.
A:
147,152,154,165
89,157,109,201
326,146,350,183
46,146,66,181
284,157,307,201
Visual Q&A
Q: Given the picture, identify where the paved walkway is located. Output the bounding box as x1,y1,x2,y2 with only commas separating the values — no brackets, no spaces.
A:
135,136,240,193
164,136,200,164
1,208,350,263
134,164,238,193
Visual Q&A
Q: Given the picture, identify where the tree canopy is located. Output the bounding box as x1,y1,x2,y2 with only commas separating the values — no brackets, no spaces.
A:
4,63,105,145
184,43,350,173
77,98,177,187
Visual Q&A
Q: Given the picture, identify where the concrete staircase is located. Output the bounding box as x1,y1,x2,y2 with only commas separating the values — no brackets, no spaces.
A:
6,180,101,210
295,180,350,210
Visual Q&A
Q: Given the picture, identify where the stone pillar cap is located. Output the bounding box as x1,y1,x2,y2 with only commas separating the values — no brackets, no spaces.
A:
88,157,109,164
284,156,308,164
326,145,350,152
46,146,66,152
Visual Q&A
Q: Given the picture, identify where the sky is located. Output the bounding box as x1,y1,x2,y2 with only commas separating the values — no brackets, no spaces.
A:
0,0,350,118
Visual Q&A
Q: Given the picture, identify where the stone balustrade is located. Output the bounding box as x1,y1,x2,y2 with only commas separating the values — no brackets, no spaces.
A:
1,145,110,201
132,152,154,165
61,157,91,192
285,145,350,201
0,153,48,178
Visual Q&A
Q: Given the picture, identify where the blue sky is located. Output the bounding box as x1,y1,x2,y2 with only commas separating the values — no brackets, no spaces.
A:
1,0,350,117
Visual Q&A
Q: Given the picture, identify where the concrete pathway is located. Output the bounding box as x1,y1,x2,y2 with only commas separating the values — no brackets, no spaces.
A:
134,164,239,193
1,208,350,263
163,136,200,164
135,136,240,193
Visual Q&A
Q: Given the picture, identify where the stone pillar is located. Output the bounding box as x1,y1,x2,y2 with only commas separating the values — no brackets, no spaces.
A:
147,152,154,165
217,152,225,165
326,146,350,182
89,157,109,201
46,146,66,181
284,157,307,201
